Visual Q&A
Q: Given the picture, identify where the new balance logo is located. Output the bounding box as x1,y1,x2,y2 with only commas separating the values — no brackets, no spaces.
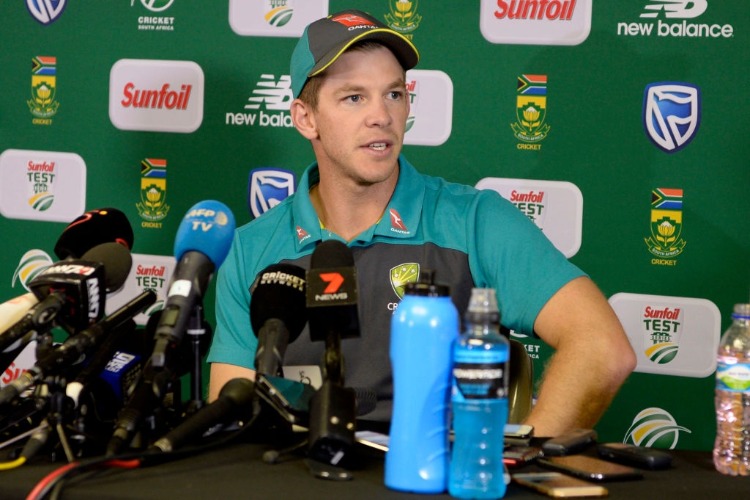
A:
640,0,707,19
245,74,292,111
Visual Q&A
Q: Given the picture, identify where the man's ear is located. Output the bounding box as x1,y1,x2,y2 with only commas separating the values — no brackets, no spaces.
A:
290,99,318,140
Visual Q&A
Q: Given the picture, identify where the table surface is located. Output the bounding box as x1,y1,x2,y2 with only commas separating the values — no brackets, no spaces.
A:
1,434,749,500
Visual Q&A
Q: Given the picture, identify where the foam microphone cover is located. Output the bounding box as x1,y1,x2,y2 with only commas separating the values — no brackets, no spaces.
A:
54,208,134,260
250,263,307,342
81,242,133,293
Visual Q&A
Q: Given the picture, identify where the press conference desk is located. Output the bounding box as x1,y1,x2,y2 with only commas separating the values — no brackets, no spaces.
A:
1,441,747,499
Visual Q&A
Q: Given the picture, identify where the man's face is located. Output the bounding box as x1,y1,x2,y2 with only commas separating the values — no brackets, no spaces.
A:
307,45,409,187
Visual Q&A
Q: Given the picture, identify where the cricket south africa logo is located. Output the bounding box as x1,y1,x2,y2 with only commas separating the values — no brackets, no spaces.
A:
385,0,422,36
390,263,420,299
511,75,550,150
264,0,293,27
28,56,59,125
624,408,691,449
136,158,169,228
645,188,686,265
643,82,700,153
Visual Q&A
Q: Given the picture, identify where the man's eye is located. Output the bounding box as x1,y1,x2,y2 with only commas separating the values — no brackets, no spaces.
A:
389,91,404,100
346,95,361,103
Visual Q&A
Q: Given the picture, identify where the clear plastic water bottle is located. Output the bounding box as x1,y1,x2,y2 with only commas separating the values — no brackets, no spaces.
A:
385,270,458,493
449,288,509,498
714,303,750,476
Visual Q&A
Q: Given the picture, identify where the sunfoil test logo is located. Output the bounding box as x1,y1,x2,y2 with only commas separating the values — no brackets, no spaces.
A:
27,0,67,25
480,0,592,45
12,250,53,291
385,0,422,37
136,158,169,228
248,168,296,218
28,56,59,126
609,293,720,378
229,0,327,37
403,70,453,146
0,149,86,223
264,0,294,27
132,0,175,32
645,187,686,265
226,75,294,128
511,75,550,150
643,83,700,153
616,1,733,39
624,408,691,449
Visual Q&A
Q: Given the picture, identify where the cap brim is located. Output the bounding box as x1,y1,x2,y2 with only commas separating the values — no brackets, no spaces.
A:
308,28,419,78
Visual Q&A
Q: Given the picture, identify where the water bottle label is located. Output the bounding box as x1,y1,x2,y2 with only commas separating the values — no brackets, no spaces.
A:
716,361,750,392
452,361,508,400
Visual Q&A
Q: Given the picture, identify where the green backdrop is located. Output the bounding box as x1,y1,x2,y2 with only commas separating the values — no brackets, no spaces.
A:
1,1,748,451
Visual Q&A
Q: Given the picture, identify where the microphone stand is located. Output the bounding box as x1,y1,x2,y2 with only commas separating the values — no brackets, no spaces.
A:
185,304,209,416
306,331,357,477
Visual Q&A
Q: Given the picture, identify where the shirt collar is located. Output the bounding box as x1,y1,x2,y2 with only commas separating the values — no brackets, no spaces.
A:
291,155,425,251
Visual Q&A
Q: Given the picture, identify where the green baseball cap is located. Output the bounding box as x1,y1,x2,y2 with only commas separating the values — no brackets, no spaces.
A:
290,9,420,99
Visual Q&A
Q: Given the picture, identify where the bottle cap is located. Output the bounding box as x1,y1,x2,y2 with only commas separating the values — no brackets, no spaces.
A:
403,269,450,297
466,288,501,323
732,303,750,320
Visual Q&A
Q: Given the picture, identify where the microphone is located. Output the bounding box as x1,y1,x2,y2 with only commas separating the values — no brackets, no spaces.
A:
305,240,359,467
306,240,360,345
0,293,39,334
151,200,235,369
0,242,132,353
0,291,155,406
54,207,134,260
151,377,255,453
250,263,307,376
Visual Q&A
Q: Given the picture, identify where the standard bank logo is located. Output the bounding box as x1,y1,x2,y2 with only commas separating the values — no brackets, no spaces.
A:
480,0,592,45
643,82,700,153
609,293,720,378
27,0,67,25
403,70,453,146
226,75,294,128
229,0,328,37
624,408,691,449
617,1,733,38
0,149,86,223
248,168,296,218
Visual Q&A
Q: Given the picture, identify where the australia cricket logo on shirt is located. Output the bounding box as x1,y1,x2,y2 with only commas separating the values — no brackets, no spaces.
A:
263,0,294,27
645,188,686,264
136,158,169,228
511,74,550,150
390,263,420,300
28,56,59,125
384,0,422,37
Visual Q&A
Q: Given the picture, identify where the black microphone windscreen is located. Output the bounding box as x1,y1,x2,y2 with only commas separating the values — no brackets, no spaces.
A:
81,242,133,293
250,263,307,342
54,208,134,260
310,240,354,268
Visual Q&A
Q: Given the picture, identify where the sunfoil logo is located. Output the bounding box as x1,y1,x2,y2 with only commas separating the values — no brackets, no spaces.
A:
226,75,294,128
616,1,733,38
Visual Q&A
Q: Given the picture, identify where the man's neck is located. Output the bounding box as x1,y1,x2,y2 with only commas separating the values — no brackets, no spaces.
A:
309,171,398,242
